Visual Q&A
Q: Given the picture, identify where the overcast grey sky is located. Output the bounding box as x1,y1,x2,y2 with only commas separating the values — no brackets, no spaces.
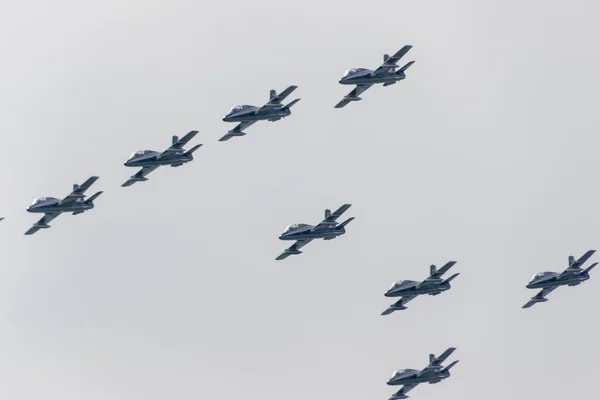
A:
1,0,599,399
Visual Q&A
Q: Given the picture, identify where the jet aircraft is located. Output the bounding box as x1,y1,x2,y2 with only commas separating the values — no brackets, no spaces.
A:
522,250,597,309
25,176,102,235
387,347,459,399
276,204,354,260
122,131,202,187
382,261,459,315
220,86,300,142
335,45,415,109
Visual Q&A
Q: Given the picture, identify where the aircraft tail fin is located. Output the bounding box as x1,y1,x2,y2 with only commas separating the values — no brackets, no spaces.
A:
184,144,203,156
441,360,459,373
384,53,390,62
569,255,575,266
282,98,301,110
172,135,179,145
73,183,79,191
429,354,435,363
398,61,415,73
339,217,354,228
270,89,276,100
85,191,103,204
430,264,437,275
583,262,598,275
325,209,331,218
442,273,460,284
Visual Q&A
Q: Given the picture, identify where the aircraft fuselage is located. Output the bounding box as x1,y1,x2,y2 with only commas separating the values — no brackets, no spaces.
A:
125,153,193,168
388,370,449,386
527,273,590,289
27,200,93,214
279,225,346,241
223,107,291,123
386,281,450,297
340,71,406,86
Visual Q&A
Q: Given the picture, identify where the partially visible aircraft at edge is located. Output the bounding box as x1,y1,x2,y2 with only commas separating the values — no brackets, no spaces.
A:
382,261,460,315
335,45,415,109
122,130,202,187
25,176,102,236
387,347,459,399
220,86,300,142
276,204,354,260
523,250,597,309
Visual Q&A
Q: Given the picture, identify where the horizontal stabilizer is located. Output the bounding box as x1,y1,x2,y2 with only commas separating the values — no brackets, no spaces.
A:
283,98,301,109
441,360,459,373
443,273,460,284
398,61,415,72
339,217,355,228
583,262,598,274
184,144,203,155
85,191,103,203
72,210,85,216
383,82,396,87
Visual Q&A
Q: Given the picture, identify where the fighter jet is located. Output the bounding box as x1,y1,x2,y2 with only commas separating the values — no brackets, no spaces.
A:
25,176,102,235
387,347,459,400
122,131,202,187
276,204,354,260
219,86,300,142
382,261,459,315
335,45,414,109
522,250,597,309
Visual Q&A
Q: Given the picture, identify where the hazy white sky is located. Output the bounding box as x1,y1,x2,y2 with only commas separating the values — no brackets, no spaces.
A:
1,1,599,399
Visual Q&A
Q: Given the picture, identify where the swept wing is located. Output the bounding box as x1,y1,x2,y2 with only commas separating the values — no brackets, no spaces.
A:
157,130,199,159
310,204,352,233
381,295,417,315
25,213,60,235
558,249,596,279
429,261,457,279
276,238,313,261
58,176,99,206
257,86,298,113
522,286,558,309
122,165,159,187
418,347,456,375
219,121,257,142
335,84,373,109
390,383,418,400
371,45,413,76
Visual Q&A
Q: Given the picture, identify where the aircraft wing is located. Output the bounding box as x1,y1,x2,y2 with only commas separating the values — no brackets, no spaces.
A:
418,347,456,375
334,84,373,108
311,204,352,233
219,121,257,142
381,295,417,315
390,384,418,400
429,261,457,279
276,239,313,261
158,130,198,158
59,176,99,205
371,45,412,76
522,286,558,309
122,165,159,187
558,249,596,279
25,213,60,235
268,85,298,105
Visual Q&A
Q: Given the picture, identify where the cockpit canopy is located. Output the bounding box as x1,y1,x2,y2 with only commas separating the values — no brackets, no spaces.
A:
31,197,57,206
531,271,554,282
283,223,310,233
343,68,367,77
129,150,155,159
229,104,252,114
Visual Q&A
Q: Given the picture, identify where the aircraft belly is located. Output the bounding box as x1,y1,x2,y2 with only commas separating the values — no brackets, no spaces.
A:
352,76,400,85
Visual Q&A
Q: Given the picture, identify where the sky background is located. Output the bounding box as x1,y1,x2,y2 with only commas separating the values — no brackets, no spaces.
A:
1,0,599,399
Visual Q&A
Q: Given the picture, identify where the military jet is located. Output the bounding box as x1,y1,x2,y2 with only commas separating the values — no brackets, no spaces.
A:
276,204,354,260
25,176,102,235
219,86,300,142
122,130,202,187
335,45,415,109
382,261,459,315
522,250,597,309
387,347,459,400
